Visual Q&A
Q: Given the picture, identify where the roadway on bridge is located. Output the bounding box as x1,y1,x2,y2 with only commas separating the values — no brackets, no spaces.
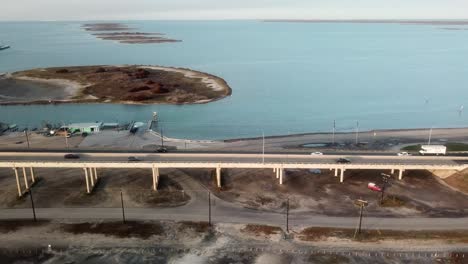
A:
0,152,465,166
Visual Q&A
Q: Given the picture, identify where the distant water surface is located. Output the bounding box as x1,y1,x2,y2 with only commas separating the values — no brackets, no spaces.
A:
1,21,468,139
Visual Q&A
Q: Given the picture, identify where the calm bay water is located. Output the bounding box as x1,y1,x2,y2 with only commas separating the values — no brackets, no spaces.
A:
1,21,468,139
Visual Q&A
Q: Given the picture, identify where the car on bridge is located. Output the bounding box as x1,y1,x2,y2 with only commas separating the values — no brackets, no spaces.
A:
128,156,141,162
311,152,323,155
64,154,80,159
397,152,411,156
336,158,351,164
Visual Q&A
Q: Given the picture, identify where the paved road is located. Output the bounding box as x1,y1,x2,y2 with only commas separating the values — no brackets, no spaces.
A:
2,206,468,231
0,152,465,166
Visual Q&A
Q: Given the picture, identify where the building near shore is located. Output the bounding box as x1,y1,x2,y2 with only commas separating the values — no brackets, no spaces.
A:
64,122,103,134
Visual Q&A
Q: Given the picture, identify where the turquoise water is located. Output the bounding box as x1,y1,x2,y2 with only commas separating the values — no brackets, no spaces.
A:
1,21,468,139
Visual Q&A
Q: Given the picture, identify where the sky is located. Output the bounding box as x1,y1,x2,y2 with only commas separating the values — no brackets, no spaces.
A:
1,0,468,21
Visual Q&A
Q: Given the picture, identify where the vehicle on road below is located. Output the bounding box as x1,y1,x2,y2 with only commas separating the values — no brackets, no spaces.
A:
128,156,141,162
64,154,80,159
367,182,382,192
419,145,446,155
336,158,351,164
156,147,168,153
397,152,411,156
311,152,323,155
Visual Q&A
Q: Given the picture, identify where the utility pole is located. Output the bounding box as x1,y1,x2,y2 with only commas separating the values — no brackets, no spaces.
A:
286,198,290,233
160,126,164,147
332,120,336,145
428,127,433,145
120,190,126,224
29,189,37,222
355,121,359,145
208,192,212,226
353,199,368,238
262,131,265,164
380,173,391,205
24,129,30,149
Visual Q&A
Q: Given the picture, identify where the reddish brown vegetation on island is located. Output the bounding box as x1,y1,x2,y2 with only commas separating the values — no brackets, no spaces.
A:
12,65,231,105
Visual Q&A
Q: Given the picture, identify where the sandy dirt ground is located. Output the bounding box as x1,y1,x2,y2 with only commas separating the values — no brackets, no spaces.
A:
0,167,189,209
0,220,467,264
0,164,467,218
192,168,468,217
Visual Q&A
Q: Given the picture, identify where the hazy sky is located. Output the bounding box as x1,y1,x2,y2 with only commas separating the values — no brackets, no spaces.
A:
1,0,468,21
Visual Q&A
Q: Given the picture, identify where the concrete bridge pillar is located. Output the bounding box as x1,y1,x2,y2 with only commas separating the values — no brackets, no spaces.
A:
94,168,98,181
216,167,222,188
276,168,280,179
13,167,22,197
340,169,346,183
152,167,160,191
391,169,395,174
89,168,95,187
398,169,405,180
22,167,29,190
30,167,35,183
334,168,338,177
273,168,276,173
279,168,284,185
83,168,90,194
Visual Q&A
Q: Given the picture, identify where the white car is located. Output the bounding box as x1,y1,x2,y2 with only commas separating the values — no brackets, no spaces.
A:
397,152,411,156
311,152,323,155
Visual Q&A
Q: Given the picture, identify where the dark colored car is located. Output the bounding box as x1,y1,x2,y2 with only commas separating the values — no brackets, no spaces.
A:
336,158,351,164
156,147,168,153
128,156,141,162
64,154,80,159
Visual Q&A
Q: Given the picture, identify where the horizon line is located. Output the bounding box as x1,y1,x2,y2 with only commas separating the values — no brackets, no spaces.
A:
1,18,468,22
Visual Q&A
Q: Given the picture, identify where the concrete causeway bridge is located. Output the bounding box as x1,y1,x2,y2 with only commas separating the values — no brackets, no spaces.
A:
1,152,467,197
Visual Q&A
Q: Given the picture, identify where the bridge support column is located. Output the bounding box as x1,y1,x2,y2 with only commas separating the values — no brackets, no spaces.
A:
273,168,276,173
398,169,405,180
13,168,22,197
391,169,395,174
334,168,338,177
340,169,345,183
89,168,95,187
94,168,98,181
276,168,280,179
152,167,160,191
83,168,90,194
22,167,29,190
30,167,35,183
279,168,284,185
216,167,222,188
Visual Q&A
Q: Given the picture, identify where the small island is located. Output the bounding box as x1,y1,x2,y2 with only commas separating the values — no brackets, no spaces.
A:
2,65,231,105
82,23,181,44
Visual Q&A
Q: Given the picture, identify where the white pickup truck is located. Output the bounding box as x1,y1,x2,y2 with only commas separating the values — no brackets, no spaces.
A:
419,145,446,155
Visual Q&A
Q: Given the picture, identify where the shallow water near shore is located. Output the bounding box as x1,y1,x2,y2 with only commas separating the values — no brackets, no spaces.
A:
1,21,468,139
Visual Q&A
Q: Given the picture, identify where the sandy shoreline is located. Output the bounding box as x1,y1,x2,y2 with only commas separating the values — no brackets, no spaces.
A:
140,65,232,103
0,65,231,105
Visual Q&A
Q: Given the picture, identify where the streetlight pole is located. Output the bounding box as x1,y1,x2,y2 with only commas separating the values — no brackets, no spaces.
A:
332,120,336,145
24,129,30,149
428,127,433,145
160,126,164,148
355,121,359,145
262,131,265,164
